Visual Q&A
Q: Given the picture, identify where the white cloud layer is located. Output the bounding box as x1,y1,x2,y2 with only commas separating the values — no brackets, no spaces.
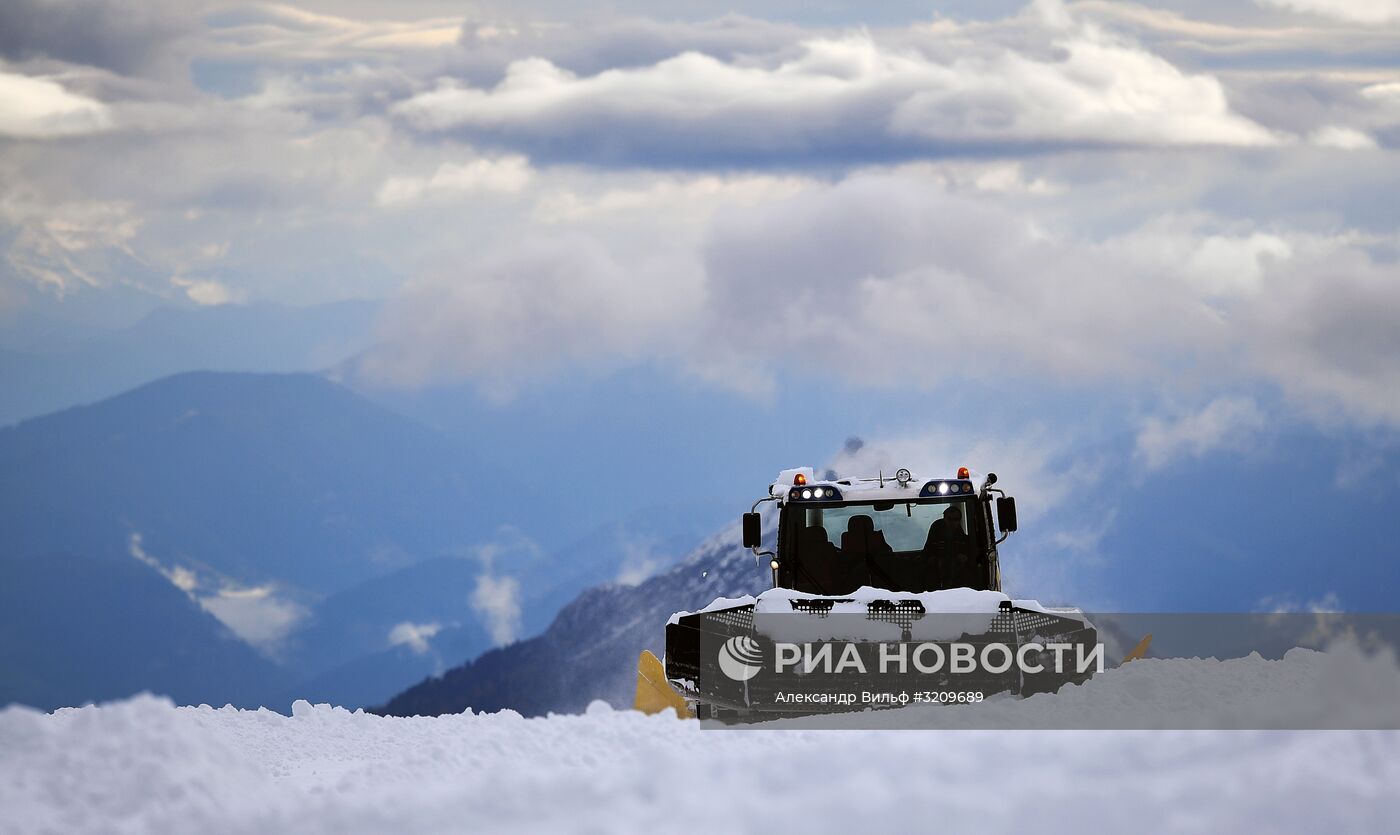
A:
1309,125,1378,149
5,0,1400,441
0,70,111,137
361,231,703,392
355,161,1400,429
377,154,533,205
396,13,1278,165
828,427,1094,526
387,621,443,655
127,533,306,653
1135,397,1268,472
470,571,521,647
198,585,308,652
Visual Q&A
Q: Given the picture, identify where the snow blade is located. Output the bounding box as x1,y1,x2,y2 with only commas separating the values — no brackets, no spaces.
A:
1123,633,1152,663
633,650,694,718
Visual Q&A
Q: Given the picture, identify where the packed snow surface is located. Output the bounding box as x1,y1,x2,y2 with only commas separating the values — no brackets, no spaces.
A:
4,649,1400,834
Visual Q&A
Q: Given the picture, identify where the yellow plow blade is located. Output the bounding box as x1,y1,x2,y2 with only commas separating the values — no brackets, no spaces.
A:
1122,633,1153,664
633,650,694,718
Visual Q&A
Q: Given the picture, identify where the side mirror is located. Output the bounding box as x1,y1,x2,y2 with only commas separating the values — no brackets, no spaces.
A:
742,512,762,549
996,497,1018,533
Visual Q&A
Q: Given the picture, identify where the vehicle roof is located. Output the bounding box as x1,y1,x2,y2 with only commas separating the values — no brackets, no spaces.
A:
770,466,976,504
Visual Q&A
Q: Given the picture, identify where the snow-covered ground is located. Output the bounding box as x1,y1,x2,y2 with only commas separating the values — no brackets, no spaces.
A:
4,650,1400,834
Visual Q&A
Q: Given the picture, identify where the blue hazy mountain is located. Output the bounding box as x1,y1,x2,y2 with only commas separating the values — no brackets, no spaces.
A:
0,371,526,709
377,527,764,718
280,504,721,708
0,370,723,710
0,552,290,710
0,300,378,427
0,371,518,596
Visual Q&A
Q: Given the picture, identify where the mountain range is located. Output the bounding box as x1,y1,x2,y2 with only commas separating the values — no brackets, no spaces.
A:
377,521,766,717
0,300,378,428
0,370,710,711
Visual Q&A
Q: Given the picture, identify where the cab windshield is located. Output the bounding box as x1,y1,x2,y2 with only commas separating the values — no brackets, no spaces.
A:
780,498,987,595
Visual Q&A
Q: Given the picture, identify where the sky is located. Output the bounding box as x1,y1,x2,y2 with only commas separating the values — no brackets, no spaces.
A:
3,0,1399,611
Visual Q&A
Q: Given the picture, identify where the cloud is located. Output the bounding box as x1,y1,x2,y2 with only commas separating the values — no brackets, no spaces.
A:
1362,82,1400,101
695,174,1224,386
450,14,807,83
387,621,443,655
614,537,664,587
376,154,533,205
360,159,1400,429
826,425,1097,526
453,528,536,646
1259,0,1400,25
128,532,198,592
532,172,811,223
0,196,147,296
470,571,521,646
703,174,1400,425
825,426,1112,605
0,0,198,76
1308,125,1379,149
170,275,237,305
0,71,111,138
1135,397,1268,472
4,0,1400,444
197,584,307,652
1255,591,1345,613
395,11,1277,166
359,231,703,392
128,532,306,653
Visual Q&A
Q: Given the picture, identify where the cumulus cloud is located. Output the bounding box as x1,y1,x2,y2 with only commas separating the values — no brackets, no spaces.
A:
170,275,237,305
128,532,306,653
454,528,537,646
827,426,1097,525
0,71,111,138
197,584,308,652
707,175,1400,425
1135,397,1268,472
450,14,808,83
5,0,1400,441
376,154,533,205
396,12,1277,166
361,160,1400,428
388,621,443,655
1236,238,1400,426
1362,82,1400,101
532,172,810,223
0,0,199,75
360,231,703,392
128,532,198,592
471,571,521,646
1308,125,1379,149
696,174,1225,386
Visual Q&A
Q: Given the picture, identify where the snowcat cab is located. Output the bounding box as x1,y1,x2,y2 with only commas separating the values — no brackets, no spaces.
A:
740,466,1018,596
638,466,1099,723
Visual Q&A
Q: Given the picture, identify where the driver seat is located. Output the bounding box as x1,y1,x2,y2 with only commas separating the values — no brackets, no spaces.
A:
841,515,891,559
